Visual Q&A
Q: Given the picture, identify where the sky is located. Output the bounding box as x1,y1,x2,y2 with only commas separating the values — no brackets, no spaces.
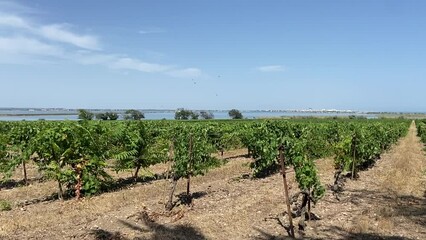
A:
0,0,425,112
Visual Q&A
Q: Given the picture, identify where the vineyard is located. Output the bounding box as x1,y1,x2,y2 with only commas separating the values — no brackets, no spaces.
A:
417,119,426,144
0,118,424,239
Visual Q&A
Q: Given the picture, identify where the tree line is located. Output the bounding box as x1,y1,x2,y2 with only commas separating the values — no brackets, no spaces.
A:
78,108,244,120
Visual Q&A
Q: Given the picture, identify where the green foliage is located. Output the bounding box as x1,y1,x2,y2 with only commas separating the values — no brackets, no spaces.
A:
200,111,214,120
0,133,7,164
228,109,243,119
285,139,325,202
417,120,426,144
112,121,167,178
0,118,409,203
248,119,409,203
96,112,109,120
30,121,111,197
106,112,119,120
171,125,219,179
96,112,120,121
190,112,199,120
78,109,94,120
0,122,41,181
333,120,409,174
206,123,242,153
124,109,145,120
248,120,326,201
175,109,195,120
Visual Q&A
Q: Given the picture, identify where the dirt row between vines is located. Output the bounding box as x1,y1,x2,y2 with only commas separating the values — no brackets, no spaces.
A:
0,122,425,239
303,121,426,239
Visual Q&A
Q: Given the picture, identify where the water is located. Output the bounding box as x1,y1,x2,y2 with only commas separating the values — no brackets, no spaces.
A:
0,109,376,121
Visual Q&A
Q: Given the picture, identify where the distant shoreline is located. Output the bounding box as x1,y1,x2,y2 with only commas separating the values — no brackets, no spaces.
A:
0,113,77,117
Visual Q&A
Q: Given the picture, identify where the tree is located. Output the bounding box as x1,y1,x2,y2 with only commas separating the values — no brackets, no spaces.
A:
124,109,145,120
96,113,108,120
175,109,193,120
95,112,119,120
190,112,199,120
200,111,214,120
228,109,243,119
106,112,119,120
78,109,94,120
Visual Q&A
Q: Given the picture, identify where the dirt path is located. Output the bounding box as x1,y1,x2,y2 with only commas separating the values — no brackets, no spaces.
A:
306,121,426,239
0,123,425,239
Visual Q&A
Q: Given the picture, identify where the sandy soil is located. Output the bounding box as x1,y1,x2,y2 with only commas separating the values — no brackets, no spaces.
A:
0,123,425,239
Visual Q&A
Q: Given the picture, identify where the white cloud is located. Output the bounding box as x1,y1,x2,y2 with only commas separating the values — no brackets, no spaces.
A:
167,68,202,78
0,14,30,28
72,51,117,65
0,8,202,78
110,57,172,73
0,14,100,50
0,36,63,56
39,24,100,50
72,53,203,77
257,65,285,72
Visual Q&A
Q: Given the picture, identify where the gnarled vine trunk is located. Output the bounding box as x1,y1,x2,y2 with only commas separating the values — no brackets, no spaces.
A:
134,163,141,181
165,176,179,211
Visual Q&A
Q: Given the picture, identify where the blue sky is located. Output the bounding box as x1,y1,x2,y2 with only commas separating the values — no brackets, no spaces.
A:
0,0,425,111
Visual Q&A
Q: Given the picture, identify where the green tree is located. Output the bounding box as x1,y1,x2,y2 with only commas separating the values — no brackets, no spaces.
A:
124,109,145,120
228,109,243,119
96,113,108,120
78,109,94,120
106,112,119,120
175,109,193,120
190,112,199,120
200,111,214,120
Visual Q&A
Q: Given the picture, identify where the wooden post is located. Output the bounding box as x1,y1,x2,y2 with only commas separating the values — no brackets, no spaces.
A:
279,145,295,238
22,159,28,185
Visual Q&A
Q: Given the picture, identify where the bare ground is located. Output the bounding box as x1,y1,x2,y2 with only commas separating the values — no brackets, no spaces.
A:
0,122,425,239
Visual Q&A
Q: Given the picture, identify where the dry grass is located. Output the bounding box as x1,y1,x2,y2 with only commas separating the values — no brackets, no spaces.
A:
380,123,426,197
349,215,372,233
